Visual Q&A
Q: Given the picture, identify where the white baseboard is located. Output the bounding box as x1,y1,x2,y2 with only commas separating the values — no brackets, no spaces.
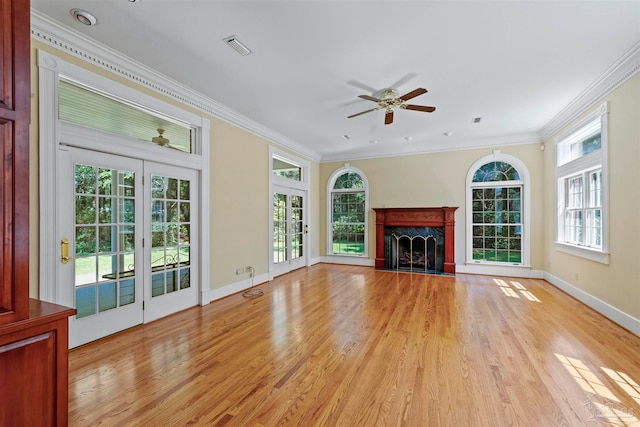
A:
309,257,322,266
544,272,640,337
457,264,544,278
200,273,269,305
320,256,375,267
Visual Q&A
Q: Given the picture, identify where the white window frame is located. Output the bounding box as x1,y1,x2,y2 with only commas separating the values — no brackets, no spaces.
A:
326,165,369,258
555,102,609,264
465,151,531,267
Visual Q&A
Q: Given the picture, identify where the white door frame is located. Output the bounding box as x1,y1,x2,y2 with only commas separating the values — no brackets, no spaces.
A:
270,186,308,278
269,147,311,280
38,51,210,313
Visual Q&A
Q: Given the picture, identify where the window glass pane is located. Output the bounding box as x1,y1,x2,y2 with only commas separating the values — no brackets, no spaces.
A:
272,157,301,181
59,80,193,153
472,162,520,182
589,170,602,207
332,192,365,222
557,118,601,166
332,224,365,255
75,286,96,319
119,279,135,306
98,282,117,312
334,172,364,189
471,184,522,264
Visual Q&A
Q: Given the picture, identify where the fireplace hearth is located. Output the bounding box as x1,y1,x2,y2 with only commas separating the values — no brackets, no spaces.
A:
373,207,457,274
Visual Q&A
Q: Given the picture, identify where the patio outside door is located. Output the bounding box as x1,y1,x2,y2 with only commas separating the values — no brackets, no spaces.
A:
59,147,199,347
272,187,306,277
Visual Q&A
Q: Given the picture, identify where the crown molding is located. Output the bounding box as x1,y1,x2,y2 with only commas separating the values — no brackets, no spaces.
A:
320,132,542,163
29,9,322,162
539,41,640,141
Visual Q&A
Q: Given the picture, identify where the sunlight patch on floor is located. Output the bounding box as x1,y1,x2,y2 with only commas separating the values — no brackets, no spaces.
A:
492,278,540,302
555,353,639,426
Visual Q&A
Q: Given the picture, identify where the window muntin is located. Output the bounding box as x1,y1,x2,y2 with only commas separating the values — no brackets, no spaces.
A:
555,103,608,258
59,79,194,153
328,168,368,256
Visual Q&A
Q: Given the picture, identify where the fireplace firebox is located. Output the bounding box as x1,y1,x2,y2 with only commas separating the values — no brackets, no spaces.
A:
373,207,457,274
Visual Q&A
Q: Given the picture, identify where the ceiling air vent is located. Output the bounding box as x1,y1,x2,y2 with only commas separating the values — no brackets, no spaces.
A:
223,35,252,56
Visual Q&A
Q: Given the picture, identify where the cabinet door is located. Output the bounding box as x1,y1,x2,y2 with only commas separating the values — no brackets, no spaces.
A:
0,0,30,325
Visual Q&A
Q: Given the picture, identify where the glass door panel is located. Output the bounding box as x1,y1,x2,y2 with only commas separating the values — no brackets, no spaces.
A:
271,188,306,276
150,175,191,296
273,192,288,264
144,162,198,322
60,148,144,348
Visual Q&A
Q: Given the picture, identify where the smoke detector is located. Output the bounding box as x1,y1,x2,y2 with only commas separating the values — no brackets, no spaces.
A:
70,9,97,26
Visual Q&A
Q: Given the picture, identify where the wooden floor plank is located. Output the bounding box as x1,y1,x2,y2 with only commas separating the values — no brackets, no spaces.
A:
68,265,640,426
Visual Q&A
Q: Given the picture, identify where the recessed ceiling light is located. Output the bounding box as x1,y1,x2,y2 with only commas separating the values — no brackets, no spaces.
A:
404,136,413,141
369,139,378,144
342,134,351,140
222,35,252,56
472,117,482,124
70,9,97,26
443,131,453,136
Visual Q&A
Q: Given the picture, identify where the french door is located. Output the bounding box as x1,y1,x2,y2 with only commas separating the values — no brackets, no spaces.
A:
59,147,198,348
271,187,307,277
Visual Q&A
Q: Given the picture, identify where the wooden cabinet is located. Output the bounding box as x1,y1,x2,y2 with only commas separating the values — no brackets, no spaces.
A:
0,0,75,425
0,0,30,325
0,300,75,426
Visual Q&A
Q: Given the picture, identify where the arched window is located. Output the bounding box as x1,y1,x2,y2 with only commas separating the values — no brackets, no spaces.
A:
327,167,368,256
466,153,530,266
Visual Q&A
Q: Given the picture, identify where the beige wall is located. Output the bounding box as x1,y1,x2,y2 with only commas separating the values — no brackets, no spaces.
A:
29,37,638,326
29,41,320,296
543,73,640,319
319,143,545,270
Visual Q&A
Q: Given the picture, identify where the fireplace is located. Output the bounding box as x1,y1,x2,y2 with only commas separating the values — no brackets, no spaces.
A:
373,207,457,274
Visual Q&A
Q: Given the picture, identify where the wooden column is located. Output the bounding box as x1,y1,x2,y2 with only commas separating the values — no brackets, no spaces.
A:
372,207,458,274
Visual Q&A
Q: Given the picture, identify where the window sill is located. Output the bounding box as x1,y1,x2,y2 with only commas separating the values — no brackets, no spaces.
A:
554,242,610,264
328,253,367,258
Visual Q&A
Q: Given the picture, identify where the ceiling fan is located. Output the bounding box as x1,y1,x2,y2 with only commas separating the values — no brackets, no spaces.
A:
347,87,436,125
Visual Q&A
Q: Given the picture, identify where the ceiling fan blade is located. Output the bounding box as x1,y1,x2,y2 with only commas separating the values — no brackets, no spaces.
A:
399,88,427,101
347,108,379,118
358,94,382,102
385,110,394,125
403,104,436,112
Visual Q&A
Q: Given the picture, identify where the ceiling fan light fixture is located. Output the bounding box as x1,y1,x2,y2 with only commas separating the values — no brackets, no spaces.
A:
152,128,170,146
70,9,97,26
223,35,252,56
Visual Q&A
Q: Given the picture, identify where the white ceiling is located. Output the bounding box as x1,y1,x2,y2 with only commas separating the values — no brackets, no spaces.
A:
31,1,640,162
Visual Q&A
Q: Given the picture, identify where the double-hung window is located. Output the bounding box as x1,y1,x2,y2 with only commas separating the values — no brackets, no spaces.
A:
555,102,609,263
466,152,530,267
327,167,368,256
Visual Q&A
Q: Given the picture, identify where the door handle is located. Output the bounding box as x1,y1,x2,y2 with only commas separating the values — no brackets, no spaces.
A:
61,237,74,264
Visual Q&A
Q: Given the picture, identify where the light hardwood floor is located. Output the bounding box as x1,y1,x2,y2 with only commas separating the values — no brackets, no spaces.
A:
68,264,640,426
